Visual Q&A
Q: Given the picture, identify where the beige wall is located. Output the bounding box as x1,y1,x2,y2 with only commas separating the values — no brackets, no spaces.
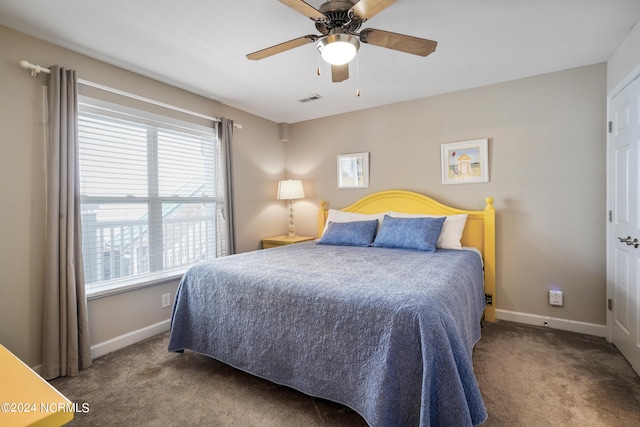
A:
286,63,608,327
0,26,285,366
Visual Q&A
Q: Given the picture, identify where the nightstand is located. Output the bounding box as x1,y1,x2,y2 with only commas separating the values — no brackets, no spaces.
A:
261,235,315,249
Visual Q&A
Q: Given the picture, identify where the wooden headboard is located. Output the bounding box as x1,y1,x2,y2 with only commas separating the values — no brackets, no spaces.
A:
317,190,496,322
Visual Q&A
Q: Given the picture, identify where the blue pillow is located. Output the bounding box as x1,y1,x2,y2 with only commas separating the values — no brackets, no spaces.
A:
317,219,379,247
372,215,446,252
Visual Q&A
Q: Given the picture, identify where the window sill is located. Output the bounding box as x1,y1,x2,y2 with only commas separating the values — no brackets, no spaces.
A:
86,269,187,300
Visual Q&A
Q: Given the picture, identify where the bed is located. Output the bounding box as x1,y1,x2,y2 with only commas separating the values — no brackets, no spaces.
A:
168,190,496,427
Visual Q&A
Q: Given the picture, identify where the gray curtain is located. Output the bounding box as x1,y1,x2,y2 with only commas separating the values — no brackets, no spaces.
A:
216,118,236,256
42,66,92,380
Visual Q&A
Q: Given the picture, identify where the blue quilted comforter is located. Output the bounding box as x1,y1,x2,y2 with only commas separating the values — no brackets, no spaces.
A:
168,242,487,426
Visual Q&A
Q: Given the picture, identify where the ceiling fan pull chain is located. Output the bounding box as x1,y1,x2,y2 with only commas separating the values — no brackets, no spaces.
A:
317,50,322,76
356,54,360,97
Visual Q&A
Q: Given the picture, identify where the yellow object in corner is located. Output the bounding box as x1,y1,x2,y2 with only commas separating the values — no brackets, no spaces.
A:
0,344,74,427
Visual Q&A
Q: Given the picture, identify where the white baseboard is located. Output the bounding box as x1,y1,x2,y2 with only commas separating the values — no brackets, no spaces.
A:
90,319,171,359
495,309,606,337
29,320,171,373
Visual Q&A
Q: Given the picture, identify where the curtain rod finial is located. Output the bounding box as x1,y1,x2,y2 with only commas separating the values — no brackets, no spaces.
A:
19,59,50,77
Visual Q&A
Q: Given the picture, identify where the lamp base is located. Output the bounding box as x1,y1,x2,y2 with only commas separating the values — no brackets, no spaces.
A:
287,200,296,237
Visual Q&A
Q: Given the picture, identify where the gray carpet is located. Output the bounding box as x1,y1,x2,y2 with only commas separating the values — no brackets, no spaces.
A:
50,321,640,426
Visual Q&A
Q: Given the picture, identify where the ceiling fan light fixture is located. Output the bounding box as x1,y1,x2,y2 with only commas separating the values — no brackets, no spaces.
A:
317,33,360,65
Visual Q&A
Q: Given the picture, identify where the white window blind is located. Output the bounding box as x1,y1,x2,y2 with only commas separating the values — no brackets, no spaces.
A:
78,98,219,296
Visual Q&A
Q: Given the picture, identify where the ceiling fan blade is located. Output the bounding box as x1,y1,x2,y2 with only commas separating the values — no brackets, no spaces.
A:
247,35,319,60
278,0,325,20
359,28,437,57
352,0,398,20
331,64,349,82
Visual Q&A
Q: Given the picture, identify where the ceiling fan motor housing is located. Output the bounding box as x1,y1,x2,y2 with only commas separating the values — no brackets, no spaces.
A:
315,0,363,35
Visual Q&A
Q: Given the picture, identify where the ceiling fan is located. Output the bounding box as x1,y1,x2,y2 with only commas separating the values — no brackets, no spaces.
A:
246,0,438,83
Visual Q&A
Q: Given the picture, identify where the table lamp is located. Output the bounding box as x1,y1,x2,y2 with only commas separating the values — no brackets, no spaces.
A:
277,179,305,237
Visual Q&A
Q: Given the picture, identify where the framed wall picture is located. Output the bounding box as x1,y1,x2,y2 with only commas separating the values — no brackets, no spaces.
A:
337,152,369,189
441,139,489,185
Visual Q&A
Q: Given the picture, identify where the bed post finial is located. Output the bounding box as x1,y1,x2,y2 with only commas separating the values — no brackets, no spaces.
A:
485,197,494,206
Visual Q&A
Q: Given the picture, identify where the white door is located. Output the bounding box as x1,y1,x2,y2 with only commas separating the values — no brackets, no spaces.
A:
609,74,640,375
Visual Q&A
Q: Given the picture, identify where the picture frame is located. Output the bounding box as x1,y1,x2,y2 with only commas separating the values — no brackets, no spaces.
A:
337,152,369,189
441,139,489,185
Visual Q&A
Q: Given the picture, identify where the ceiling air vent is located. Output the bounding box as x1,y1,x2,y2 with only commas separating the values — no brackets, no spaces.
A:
298,94,323,103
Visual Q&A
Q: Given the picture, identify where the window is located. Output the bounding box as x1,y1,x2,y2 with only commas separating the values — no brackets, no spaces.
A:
78,98,222,296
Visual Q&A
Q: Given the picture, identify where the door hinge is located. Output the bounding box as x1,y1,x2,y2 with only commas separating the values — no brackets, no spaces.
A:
608,298,613,311
608,121,613,133
609,210,612,223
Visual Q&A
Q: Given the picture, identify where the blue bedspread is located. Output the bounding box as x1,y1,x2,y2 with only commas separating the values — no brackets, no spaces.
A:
168,242,487,426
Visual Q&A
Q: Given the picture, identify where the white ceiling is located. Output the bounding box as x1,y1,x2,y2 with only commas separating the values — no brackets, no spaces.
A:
1,0,640,124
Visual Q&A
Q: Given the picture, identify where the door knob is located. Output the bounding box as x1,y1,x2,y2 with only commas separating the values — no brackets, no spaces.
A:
618,236,639,248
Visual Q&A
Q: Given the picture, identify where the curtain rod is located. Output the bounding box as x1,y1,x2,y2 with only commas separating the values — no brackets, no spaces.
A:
19,60,242,129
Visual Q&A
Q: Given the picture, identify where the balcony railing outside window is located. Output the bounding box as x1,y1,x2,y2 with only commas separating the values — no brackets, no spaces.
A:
82,204,216,288
82,206,217,287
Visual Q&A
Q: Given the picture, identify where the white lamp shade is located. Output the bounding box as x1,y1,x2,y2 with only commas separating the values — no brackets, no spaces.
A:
277,179,305,200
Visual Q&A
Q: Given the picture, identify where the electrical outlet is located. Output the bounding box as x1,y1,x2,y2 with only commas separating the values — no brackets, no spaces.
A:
161,293,171,308
549,290,563,307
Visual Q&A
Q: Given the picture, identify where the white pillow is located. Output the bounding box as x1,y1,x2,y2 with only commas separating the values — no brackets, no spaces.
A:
388,212,468,249
322,209,388,235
